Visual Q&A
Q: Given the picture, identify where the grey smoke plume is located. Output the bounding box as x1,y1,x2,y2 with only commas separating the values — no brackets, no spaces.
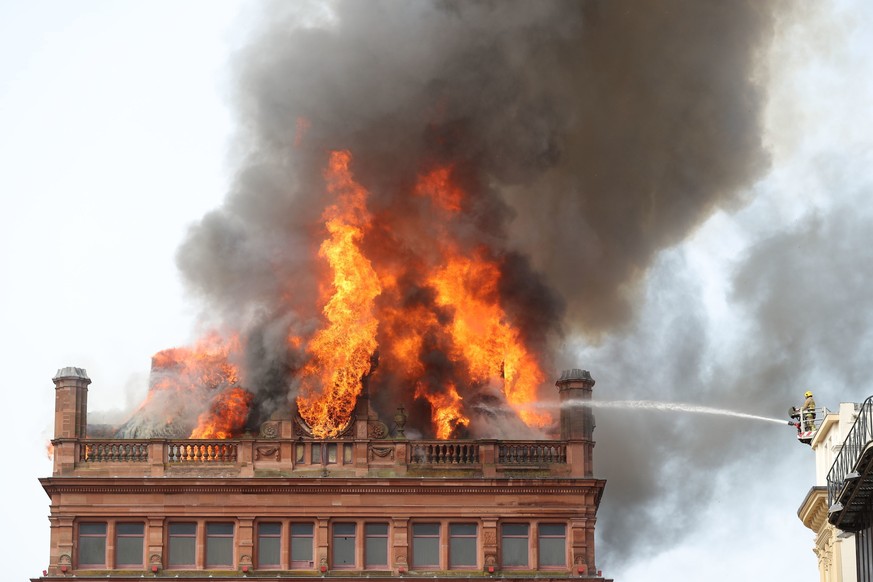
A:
169,0,781,566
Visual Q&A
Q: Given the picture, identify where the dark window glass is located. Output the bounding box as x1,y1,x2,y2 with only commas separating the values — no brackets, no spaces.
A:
333,523,356,568
291,523,314,568
78,522,106,567
449,523,477,568
412,523,440,568
365,523,388,568
206,522,234,567
501,523,529,568
168,523,197,567
258,523,281,568
116,522,144,567
538,524,566,568
312,445,322,464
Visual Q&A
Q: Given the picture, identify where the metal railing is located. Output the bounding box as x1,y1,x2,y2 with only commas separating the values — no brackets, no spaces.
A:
827,396,873,507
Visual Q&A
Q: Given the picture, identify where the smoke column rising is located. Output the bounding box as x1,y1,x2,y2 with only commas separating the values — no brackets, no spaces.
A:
171,0,781,566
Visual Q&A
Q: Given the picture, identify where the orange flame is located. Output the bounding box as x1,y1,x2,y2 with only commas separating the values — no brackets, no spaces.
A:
190,386,254,439
46,441,54,461
415,381,470,439
295,151,382,437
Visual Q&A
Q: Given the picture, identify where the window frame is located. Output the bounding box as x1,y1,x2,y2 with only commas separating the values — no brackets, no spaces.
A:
256,522,283,570
411,522,441,569
448,522,478,569
76,522,108,568
290,522,316,569
536,523,567,569
167,522,198,569
205,522,235,568
364,522,389,569
500,523,530,569
114,522,145,568
331,522,357,569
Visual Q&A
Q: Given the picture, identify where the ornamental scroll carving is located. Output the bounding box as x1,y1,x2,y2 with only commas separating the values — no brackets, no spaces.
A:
255,446,280,461
58,554,71,566
484,553,496,566
369,445,394,461
149,554,162,565
483,530,497,545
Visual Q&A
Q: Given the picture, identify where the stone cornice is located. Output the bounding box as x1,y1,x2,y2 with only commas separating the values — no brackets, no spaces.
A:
40,476,606,498
798,486,829,531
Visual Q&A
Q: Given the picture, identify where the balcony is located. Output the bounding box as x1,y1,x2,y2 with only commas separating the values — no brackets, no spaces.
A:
827,396,873,531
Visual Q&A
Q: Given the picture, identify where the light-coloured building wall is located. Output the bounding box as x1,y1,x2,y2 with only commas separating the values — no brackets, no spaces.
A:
799,402,859,582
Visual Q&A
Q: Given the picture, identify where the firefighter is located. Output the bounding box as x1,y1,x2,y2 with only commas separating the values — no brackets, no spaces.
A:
802,390,816,432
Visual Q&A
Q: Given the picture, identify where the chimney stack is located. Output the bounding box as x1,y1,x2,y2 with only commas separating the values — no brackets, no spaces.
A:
555,369,595,477
53,367,90,439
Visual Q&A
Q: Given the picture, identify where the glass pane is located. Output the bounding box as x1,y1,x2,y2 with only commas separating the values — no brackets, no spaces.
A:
259,522,281,536
117,536,143,566
291,537,314,563
502,524,528,536
292,523,313,536
502,538,528,567
207,537,234,566
116,523,144,536
296,443,305,463
365,536,387,567
208,522,234,535
169,523,196,535
169,537,195,566
413,523,439,536
539,538,565,567
539,524,565,536
413,538,439,567
79,523,106,535
343,443,353,463
366,523,388,535
450,537,476,567
450,523,476,536
312,445,322,463
78,536,106,566
259,537,280,566
333,535,355,567
334,523,356,536
327,443,337,463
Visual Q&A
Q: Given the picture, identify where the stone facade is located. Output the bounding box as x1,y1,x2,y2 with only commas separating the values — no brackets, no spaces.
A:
35,367,611,581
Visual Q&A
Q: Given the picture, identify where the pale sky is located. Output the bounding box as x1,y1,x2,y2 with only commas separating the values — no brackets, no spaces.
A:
2,2,872,581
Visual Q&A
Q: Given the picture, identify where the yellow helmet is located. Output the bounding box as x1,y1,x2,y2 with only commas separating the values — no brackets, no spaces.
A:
805,391,813,398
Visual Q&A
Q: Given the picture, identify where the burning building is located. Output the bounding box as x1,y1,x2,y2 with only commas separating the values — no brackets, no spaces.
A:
38,365,608,581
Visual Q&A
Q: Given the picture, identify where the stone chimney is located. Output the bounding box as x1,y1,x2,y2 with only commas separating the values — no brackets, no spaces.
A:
53,367,90,439
555,369,595,477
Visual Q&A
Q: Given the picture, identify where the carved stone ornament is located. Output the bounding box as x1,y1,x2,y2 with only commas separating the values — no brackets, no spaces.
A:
368,420,389,439
240,554,253,565
484,553,496,566
149,554,162,565
255,446,280,461
369,445,395,460
483,530,497,545
395,551,407,565
574,555,585,565
58,554,72,566
259,421,279,439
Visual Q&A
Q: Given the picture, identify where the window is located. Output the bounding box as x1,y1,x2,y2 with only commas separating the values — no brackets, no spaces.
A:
312,445,322,464
333,523,356,568
449,523,477,568
115,523,144,567
327,443,338,463
365,523,388,568
343,443,353,464
501,524,529,568
295,443,305,463
538,524,566,568
258,523,282,568
78,523,106,567
291,523,315,568
168,523,197,567
412,523,440,568
206,522,234,567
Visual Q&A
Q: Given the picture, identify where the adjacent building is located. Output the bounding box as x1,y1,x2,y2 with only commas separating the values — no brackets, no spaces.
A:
35,366,610,582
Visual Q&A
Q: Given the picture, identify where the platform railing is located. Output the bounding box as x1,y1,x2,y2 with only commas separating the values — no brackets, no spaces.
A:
498,442,567,464
827,396,873,507
80,441,150,463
